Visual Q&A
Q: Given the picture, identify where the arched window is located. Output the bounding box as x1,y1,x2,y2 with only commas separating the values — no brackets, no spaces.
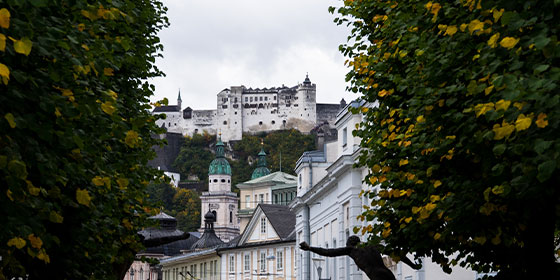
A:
212,210,217,221
230,211,233,223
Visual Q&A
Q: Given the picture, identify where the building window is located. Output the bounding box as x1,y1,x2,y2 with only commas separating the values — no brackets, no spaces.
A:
246,195,250,208
260,252,267,272
244,254,250,271
212,210,217,221
221,179,226,183
259,121,263,125
260,96,263,101
250,97,253,102
223,121,227,125
130,269,135,280
277,251,283,270
245,97,248,102
229,255,235,272
139,268,143,280
261,217,267,234
271,120,275,125
213,179,218,183
230,211,233,223
342,127,348,147
259,194,264,204
265,96,268,101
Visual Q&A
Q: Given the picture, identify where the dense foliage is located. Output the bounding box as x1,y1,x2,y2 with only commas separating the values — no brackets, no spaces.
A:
173,129,316,188
0,0,168,279
334,0,559,278
146,183,201,232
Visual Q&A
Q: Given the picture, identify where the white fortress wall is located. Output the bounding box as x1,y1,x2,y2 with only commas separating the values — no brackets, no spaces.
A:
153,75,344,142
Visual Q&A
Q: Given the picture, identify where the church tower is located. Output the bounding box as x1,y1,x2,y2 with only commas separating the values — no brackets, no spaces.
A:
251,140,271,179
199,134,240,242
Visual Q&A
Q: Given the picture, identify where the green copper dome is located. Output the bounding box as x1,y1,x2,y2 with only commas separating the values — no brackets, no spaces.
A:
208,137,231,175
251,147,271,179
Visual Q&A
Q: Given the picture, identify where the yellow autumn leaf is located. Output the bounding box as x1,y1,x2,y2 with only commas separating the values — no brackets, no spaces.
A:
378,89,394,97
535,113,548,128
382,228,391,238
117,178,129,189
460,23,467,32
76,188,92,206
430,195,441,202
416,115,425,123
37,248,50,264
103,68,114,76
26,180,40,196
101,101,116,115
493,123,515,140
474,102,494,117
425,203,436,211
444,25,458,36
7,237,26,249
399,159,409,166
433,180,442,188
484,85,494,95
474,236,487,244
0,33,6,52
468,19,484,35
49,211,64,223
404,217,412,223
0,62,9,85
434,233,442,240
13,37,33,56
125,130,140,148
92,176,104,186
28,234,43,249
499,37,520,49
495,99,511,111
515,114,532,131
54,107,62,118
493,8,504,23
0,8,10,29
5,113,16,128
487,33,500,48
361,107,369,113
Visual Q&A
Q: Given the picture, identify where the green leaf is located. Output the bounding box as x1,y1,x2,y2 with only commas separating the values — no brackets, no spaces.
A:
492,144,506,156
533,64,549,74
534,139,552,155
8,160,28,179
0,155,6,169
537,160,556,182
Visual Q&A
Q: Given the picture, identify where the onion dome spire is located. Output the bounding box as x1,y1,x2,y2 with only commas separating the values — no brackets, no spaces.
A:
251,139,271,179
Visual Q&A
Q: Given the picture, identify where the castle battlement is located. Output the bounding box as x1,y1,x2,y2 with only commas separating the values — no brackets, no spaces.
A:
153,75,345,142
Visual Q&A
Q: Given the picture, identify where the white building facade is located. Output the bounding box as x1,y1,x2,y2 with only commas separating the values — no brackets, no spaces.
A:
153,75,343,142
291,100,477,280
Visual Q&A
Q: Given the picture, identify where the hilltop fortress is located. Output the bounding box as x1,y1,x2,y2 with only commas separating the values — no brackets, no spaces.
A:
153,74,345,142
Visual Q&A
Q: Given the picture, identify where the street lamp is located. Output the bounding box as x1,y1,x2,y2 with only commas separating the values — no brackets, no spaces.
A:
312,258,330,280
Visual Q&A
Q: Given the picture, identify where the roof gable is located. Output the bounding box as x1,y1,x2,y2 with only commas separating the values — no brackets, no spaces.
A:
237,204,295,246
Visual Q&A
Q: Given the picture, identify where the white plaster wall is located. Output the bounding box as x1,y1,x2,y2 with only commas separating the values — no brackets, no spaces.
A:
164,171,180,188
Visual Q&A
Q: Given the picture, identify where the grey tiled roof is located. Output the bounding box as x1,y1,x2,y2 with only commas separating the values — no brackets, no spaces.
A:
153,105,180,112
260,204,295,240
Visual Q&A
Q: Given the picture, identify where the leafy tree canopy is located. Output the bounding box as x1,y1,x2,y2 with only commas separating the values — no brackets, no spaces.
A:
145,183,201,233
0,0,168,279
335,0,559,278
173,129,316,189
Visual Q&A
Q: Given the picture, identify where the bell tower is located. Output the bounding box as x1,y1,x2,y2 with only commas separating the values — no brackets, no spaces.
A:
199,134,240,242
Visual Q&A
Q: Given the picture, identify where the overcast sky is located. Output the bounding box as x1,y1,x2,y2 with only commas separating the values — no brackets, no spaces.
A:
149,0,356,109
